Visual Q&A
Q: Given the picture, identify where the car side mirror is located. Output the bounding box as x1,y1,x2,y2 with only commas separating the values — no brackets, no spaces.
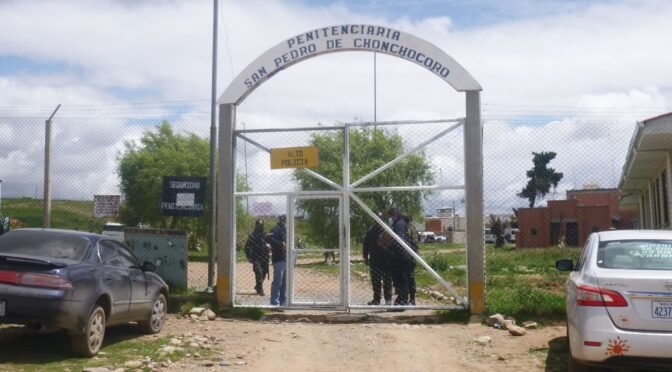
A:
142,261,156,272
555,258,575,271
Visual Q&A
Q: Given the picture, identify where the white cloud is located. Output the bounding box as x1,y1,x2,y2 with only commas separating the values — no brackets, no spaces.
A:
0,0,670,214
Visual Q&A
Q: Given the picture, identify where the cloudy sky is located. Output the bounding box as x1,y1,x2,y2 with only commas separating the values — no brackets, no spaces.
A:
0,0,670,214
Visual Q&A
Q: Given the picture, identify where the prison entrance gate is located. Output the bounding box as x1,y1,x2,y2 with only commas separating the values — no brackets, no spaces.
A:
216,24,485,313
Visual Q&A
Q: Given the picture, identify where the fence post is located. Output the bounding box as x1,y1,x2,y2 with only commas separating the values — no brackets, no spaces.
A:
465,91,485,315
43,104,61,228
217,103,236,306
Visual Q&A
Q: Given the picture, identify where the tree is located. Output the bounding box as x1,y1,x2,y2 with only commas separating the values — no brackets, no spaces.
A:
293,127,434,248
118,121,249,250
488,214,507,248
517,151,564,208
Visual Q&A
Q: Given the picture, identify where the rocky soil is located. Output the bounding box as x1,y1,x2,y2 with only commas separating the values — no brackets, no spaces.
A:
157,313,568,372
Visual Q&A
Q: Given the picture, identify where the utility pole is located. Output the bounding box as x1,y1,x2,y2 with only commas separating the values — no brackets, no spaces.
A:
43,104,61,228
207,0,219,288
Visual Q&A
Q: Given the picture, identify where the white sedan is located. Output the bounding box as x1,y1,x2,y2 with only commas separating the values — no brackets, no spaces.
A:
556,230,672,371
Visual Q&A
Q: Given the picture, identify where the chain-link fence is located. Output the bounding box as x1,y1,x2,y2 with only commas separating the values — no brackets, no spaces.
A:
0,107,644,304
0,109,213,291
234,120,467,309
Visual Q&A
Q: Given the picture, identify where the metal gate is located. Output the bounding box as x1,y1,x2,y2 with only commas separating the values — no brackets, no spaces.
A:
232,120,469,310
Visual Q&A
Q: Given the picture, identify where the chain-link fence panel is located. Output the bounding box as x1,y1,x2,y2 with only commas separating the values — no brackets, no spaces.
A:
483,116,638,249
0,110,214,291
234,127,346,307
1,106,647,308
345,121,468,309
233,120,468,309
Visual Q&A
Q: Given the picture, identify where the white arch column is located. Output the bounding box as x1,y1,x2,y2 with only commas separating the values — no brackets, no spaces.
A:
217,103,236,304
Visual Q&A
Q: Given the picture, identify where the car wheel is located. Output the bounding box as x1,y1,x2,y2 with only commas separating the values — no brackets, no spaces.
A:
140,293,166,334
71,305,106,357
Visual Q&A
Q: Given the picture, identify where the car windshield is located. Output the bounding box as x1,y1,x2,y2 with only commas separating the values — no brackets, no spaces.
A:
0,230,90,261
597,239,672,270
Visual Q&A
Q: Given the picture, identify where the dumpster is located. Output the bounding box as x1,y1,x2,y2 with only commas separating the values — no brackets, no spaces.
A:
124,227,188,290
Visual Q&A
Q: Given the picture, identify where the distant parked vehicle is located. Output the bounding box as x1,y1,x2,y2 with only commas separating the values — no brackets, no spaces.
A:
557,230,672,371
419,232,437,243
0,229,168,356
484,229,496,244
101,222,125,242
505,228,519,243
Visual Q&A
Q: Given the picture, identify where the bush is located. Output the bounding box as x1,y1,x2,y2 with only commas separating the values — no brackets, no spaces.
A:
426,253,450,272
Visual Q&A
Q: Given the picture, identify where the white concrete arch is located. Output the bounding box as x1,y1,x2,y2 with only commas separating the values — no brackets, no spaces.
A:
218,24,481,105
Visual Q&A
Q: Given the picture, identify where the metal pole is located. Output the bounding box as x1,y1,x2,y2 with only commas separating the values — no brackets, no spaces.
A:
216,103,236,306
342,126,351,308
0,179,3,215
207,0,219,288
243,122,249,215
453,199,456,231
464,91,485,314
43,104,60,228
373,52,377,123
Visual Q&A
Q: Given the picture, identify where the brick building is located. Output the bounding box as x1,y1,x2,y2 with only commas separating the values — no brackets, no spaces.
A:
517,188,636,248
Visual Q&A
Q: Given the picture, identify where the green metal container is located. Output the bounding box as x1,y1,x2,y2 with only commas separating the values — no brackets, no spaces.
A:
124,227,188,290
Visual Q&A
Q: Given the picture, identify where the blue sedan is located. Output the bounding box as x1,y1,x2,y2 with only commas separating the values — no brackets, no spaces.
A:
0,229,169,356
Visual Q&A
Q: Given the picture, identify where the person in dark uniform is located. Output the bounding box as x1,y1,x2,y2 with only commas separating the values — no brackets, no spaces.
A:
403,215,420,305
244,219,270,296
363,215,392,305
386,207,416,306
269,215,287,306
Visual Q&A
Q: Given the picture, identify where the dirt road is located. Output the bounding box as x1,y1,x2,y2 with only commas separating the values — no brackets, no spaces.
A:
163,315,568,372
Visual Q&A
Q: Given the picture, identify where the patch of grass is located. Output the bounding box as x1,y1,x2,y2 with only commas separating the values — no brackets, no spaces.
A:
0,329,212,371
487,246,581,275
486,277,567,321
169,291,266,320
218,306,267,320
187,248,215,263
4,197,108,231
297,261,341,275
169,291,218,315
436,309,471,323
419,242,463,251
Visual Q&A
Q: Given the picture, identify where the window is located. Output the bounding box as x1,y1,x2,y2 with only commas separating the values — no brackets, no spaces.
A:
99,240,122,267
597,239,672,270
0,230,90,261
531,228,538,236
575,237,591,271
114,242,139,269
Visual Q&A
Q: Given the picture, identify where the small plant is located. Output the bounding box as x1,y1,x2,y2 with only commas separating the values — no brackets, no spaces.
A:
426,253,450,272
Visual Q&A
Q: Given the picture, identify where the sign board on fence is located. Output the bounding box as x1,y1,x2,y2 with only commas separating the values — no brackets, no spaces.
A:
161,176,206,217
270,146,319,169
93,195,121,218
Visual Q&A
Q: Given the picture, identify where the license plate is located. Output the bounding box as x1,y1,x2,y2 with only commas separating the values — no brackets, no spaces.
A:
0,300,5,317
652,301,672,318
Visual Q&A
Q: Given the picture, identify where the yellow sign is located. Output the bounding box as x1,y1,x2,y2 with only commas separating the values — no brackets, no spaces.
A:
270,146,319,169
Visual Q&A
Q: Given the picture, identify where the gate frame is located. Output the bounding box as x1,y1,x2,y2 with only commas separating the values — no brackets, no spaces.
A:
288,193,344,308
216,24,484,314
